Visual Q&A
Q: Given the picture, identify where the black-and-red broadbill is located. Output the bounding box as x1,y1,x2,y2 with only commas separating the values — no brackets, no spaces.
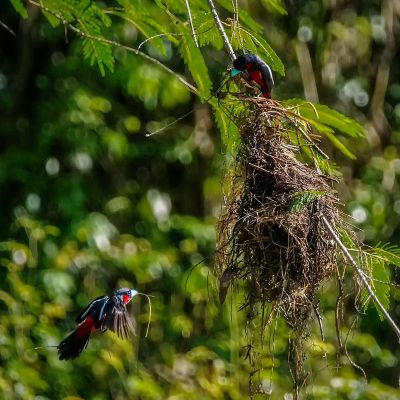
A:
58,288,138,360
231,53,274,98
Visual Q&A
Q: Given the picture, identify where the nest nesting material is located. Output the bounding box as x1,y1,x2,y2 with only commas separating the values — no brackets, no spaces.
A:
216,99,340,332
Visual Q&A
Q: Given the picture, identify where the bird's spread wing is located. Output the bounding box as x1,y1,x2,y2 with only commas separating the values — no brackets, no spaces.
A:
75,296,109,324
101,297,136,339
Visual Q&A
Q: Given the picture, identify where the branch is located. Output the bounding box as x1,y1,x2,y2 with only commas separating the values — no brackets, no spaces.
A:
322,216,400,341
206,0,236,61
28,0,198,95
184,0,198,47
0,19,16,37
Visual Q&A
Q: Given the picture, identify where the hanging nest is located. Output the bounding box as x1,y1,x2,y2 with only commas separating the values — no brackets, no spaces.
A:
215,97,341,390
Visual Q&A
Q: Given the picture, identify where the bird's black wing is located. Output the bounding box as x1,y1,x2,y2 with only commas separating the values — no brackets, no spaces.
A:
101,296,136,339
75,295,109,324
259,62,274,92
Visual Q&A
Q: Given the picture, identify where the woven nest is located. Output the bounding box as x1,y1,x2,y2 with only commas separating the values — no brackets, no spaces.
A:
215,99,340,389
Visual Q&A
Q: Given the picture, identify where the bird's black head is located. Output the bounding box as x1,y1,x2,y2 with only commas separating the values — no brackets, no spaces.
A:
232,54,248,71
231,53,259,77
114,288,138,304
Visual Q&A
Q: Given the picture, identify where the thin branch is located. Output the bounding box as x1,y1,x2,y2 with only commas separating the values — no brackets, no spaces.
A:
184,0,198,47
322,216,400,341
0,19,16,37
206,0,236,61
28,0,198,95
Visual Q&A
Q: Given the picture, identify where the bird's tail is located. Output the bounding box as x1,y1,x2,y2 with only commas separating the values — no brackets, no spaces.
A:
58,329,91,360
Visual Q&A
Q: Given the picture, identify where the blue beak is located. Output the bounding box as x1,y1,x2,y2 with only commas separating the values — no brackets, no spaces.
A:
230,68,242,77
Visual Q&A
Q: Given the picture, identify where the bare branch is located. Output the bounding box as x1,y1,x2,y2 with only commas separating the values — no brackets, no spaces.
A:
206,0,236,61
322,216,400,341
184,0,198,47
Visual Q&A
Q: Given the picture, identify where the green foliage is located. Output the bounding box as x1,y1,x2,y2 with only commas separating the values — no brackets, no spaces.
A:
216,0,263,34
364,243,400,319
4,0,400,398
286,100,365,138
194,12,224,49
178,27,212,98
234,27,285,75
283,99,365,158
288,190,326,213
261,0,287,15
112,0,168,56
9,0,27,18
373,243,400,268
212,102,240,154
42,0,114,75
371,259,391,321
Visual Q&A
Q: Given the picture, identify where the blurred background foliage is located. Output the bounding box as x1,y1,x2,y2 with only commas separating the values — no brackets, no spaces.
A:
1,0,400,399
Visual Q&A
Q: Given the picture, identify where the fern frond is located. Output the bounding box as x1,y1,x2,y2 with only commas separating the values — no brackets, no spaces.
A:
178,24,212,98
363,255,390,320
234,27,284,75
216,0,263,33
113,0,167,56
42,0,114,75
193,12,223,49
372,243,400,268
288,190,326,213
212,101,240,154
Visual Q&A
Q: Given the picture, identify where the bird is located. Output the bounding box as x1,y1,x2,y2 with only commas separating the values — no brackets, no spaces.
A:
230,53,274,98
58,288,138,360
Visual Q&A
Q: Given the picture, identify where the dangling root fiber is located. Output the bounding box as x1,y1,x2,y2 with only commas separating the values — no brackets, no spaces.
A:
216,98,340,392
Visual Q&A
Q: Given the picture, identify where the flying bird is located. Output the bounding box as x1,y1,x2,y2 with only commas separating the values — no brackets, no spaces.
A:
58,288,138,360
231,53,274,98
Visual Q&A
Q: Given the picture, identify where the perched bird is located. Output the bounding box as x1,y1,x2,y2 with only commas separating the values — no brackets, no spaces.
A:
58,288,138,360
230,53,274,98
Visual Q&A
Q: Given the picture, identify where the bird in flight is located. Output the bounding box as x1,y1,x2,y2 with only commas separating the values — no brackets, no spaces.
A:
230,53,274,98
58,288,138,360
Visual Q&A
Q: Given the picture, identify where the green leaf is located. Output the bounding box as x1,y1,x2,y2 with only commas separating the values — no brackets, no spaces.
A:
81,35,114,76
285,99,365,138
41,0,114,75
112,1,167,56
212,103,240,154
42,10,61,28
373,243,400,268
178,28,211,98
288,190,326,213
261,0,287,15
237,28,285,76
216,0,263,33
194,12,224,49
9,0,28,19
337,227,358,249
370,258,390,321
322,129,356,159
